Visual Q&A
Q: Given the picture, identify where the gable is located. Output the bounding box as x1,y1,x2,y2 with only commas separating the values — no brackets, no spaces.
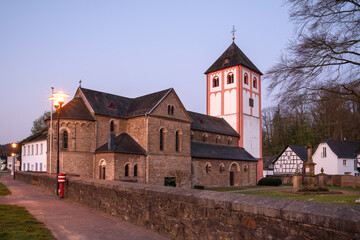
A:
150,89,192,122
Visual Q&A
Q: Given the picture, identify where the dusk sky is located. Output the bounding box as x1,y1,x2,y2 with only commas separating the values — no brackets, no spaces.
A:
0,0,293,144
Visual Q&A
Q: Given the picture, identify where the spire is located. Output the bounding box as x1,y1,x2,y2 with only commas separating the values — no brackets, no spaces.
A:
231,25,236,42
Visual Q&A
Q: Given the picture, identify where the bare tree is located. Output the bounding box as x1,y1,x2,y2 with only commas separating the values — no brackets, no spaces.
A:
267,0,360,104
169,170,189,188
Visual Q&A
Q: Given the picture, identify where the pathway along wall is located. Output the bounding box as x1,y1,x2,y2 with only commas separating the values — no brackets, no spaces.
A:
16,172,360,239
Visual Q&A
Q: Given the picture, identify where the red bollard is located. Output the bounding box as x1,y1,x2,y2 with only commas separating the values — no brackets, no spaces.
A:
58,173,66,198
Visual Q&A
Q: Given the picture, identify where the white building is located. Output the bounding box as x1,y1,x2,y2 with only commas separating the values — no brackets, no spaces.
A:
22,131,47,172
273,145,308,175
313,140,360,176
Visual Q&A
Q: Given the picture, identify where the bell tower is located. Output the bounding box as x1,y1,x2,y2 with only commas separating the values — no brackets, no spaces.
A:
204,40,262,160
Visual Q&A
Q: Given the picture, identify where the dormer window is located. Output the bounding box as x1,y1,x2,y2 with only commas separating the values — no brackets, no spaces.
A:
253,77,257,89
227,72,234,84
213,76,219,88
224,58,229,64
244,73,248,85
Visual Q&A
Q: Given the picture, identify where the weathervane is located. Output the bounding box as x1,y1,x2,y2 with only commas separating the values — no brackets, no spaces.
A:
79,79,82,88
231,25,236,41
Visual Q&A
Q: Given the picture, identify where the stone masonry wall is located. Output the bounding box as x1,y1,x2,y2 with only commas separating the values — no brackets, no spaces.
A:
192,159,257,188
16,172,360,240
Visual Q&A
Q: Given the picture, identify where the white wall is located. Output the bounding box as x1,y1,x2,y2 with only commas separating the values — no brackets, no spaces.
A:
222,114,237,132
243,115,260,158
313,143,338,175
224,89,237,114
242,90,251,115
210,92,222,116
22,139,47,172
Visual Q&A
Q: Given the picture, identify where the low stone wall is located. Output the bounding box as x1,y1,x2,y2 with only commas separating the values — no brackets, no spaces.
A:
16,172,360,239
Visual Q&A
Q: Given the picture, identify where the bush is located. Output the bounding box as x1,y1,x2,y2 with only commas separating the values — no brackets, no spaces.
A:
258,177,282,186
194,185,204,189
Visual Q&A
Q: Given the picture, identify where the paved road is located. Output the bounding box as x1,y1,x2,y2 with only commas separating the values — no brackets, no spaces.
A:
0,175,169,240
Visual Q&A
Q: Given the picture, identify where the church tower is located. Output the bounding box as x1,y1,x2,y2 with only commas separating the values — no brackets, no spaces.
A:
205,41,262,159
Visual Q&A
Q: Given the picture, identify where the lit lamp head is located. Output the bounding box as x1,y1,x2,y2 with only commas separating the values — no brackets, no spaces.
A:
11,153,15,157
49,91,69,111
11,143,17,149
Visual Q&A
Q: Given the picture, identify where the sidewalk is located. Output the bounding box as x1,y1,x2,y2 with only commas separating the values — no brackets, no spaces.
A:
0,175,169,240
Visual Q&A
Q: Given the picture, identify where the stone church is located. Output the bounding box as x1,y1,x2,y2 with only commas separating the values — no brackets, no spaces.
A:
46,41,262,188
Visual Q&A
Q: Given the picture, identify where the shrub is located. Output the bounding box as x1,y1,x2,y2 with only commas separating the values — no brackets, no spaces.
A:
258,177,282,186
194,185,204,190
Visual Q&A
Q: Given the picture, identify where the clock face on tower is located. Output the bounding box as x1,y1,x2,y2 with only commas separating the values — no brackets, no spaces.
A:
205,42,262,159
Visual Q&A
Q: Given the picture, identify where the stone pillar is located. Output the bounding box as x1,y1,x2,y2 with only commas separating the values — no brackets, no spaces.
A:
317,167,328,190
303,144,316,190
292,168,302,192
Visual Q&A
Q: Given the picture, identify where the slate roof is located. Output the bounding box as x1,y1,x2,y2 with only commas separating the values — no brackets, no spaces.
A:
205,42,262,75
52,97,95,121
80,87,172,118
191,142,257,161
355,146,360,155
188,111,239,137
273,145,308,163
326,140,360,159
25,131,47,143
95,133,146,155
262,156,275,170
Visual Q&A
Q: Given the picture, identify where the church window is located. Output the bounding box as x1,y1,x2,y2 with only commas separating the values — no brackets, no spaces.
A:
168,105,174,115
219,163,225,173
202,133,208,142
125,163,129,177
227,72,234,84
160,128,165,151
63,131,68,149
216,135,221,144
205,163,211,173
134,164,138,177
175,131,182,152
190,131,194,141
244,73,248,85
99,160,106,179
249,98,254,107
213,76,219,87
227,137,233,145
253,77,257,88
110,121,115,132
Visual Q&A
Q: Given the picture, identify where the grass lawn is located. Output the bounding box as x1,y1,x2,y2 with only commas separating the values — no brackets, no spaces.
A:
208,185,282,192
0,205,56,240
0,183,11,196
237,189,360,205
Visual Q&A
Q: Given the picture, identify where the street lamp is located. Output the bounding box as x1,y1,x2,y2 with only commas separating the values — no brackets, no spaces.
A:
49,91,69,196
11,143,17,180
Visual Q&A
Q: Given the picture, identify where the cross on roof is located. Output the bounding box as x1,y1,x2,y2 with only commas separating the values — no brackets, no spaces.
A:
231,25,236,41
79,80,82,87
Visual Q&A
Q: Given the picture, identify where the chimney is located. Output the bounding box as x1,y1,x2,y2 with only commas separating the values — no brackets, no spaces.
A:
108,133,115,151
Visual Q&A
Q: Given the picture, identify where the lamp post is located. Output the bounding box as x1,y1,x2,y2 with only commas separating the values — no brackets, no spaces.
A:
49,91,69,196
11,143,17,180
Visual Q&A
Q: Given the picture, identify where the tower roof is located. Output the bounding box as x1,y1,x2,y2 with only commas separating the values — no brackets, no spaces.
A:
205,42,262,75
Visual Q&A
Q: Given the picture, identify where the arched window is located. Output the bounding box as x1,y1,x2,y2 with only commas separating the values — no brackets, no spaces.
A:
171,106,174,115
219,163,225,173
244,73,248,85
205,163,211,173
213,76,219,87
168,105,174,115
227,72,234,84
216,135,221,144
160,128,164,151
99,160,106,179
253,77,257,89
175,131,182,152
125,164,129,177
134,164,138,177
168,105,171,115
110,121,114,132
202,133,208,142
190,131,194,141
227,137,233,145
63,131,68,149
